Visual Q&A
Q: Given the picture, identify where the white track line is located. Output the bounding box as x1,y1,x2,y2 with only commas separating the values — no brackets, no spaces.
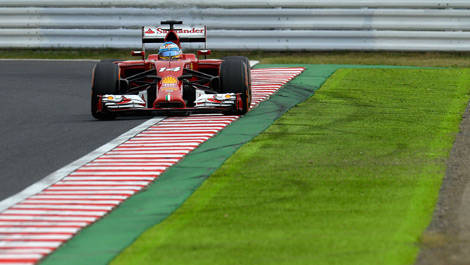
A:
249,60,259,67
0,117,165,212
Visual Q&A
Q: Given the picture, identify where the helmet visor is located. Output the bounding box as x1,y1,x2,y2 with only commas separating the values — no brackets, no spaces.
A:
159,50,181,58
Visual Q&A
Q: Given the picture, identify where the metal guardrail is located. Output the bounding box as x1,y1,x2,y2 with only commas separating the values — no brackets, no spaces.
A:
1,1,470,50
3,0,470,8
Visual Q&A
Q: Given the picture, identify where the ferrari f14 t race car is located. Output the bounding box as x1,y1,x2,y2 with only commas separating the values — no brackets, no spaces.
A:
91,20,252,120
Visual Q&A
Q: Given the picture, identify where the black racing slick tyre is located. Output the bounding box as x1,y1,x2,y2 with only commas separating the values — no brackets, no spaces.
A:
220,58,252,115
221,56,251,86
91,62,120,120
222,56,250,67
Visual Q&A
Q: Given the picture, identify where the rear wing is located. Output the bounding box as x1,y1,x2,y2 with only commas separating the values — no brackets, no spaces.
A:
142,25,207,44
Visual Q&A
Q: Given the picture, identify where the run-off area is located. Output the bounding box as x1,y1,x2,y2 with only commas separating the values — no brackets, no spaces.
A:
110,68,470,265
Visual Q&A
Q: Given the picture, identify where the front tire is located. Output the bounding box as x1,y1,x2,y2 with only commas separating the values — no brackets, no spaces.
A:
91,62,120,120
220,58,252,115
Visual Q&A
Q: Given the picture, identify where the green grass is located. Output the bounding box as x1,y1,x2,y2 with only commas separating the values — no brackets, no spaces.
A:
110,68,470,265
4,48,470,67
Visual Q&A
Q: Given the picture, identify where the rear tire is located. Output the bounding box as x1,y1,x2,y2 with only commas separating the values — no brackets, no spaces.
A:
221,56,250,68
220,58,252,115
91,62,120,120
221,56,251,87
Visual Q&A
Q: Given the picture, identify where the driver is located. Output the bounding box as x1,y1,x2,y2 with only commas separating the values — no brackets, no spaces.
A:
158,41,182,60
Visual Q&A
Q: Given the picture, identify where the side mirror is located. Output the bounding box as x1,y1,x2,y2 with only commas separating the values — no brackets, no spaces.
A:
197,49,211,59
131,50,145,60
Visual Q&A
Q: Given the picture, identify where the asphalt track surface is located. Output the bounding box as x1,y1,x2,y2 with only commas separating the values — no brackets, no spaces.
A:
0,60,148,201
417,101,470,265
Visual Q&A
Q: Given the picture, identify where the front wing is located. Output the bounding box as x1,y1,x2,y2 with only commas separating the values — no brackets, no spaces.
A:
97,93,243,116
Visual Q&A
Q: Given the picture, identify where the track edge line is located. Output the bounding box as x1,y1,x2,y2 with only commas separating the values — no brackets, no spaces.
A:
0,117,165,212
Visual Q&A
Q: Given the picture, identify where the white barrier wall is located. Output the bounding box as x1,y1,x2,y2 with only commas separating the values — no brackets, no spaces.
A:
1,0,470,50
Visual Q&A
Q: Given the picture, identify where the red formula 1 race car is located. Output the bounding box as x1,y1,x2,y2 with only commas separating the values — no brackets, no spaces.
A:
91,20,252,120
